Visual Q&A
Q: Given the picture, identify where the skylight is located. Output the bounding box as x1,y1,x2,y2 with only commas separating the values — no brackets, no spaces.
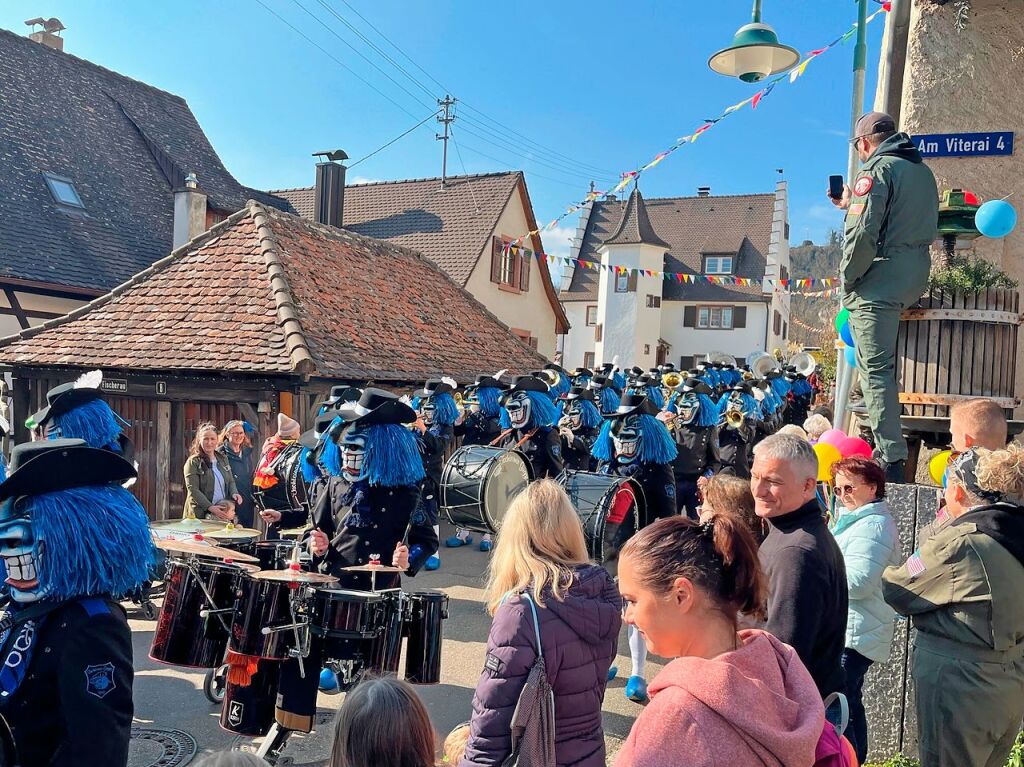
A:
43,173,84,208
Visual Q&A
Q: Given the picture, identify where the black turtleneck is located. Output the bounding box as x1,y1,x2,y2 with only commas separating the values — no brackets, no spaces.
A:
759,497,849,697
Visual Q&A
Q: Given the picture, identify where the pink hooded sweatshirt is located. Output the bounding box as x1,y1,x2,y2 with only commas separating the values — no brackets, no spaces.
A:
615,629,825,767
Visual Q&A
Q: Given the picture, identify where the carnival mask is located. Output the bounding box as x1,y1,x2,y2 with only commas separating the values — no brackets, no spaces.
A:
420,400,436,426
611,415,641,464
504,391,532,429
341,430,367,483
676,393,700,425
0,498,47,603
564,401,585,431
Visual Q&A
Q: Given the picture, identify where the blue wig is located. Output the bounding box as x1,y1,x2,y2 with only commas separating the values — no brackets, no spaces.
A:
499,408,511,430
597,387,621,415
547,375,570,402
319,417,344,477
612,370,626,391
718,392,763,421
300,446,321,484
644,386,665,410
428,392,459,427
500,391,559,431
770,376,792,401
475,386,502,419
25,485,154,600
50,399,122,451
575,398,603,429
0,455,5,482
761,388,782,416
591,415,678,464
667,392,719,427
791,377,813,397
363,424,425,487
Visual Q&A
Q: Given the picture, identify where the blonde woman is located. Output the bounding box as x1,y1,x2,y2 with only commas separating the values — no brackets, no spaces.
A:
459,480,621,767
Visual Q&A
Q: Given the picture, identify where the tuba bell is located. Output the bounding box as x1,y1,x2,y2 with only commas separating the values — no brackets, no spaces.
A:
662,371,683,390
538,368,562,390
724,409,745,429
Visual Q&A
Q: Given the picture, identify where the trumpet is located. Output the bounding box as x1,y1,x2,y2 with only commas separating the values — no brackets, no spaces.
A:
662,371,683,389
724,409,746,429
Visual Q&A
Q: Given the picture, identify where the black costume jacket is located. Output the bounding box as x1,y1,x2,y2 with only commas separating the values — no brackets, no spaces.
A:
501,426,564,479
670,424,721,482
453,412,501,447
602,459,677,526
420,424,454,489
560,426,600,472
1,596,133,766
718,419,756,479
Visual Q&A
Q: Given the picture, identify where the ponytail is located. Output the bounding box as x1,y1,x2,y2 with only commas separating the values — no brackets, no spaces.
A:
621,515,766,621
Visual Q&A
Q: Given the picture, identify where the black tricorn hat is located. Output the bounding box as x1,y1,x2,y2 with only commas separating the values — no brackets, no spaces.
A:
314,408,345,435
559,385,596,403
605,393,661,419
635,372,658,387
338,388,416,426
474,374,507,390
627,366,645,379
597,362,616,374
676,377,714,396
728,382,754,395
26,381,105,430
659,362,677,373
543,362,568,375
570,367,592,378
498,375,549,404
589,373,614,390
321,385,363,408
414,378,456,399
0,439,138,502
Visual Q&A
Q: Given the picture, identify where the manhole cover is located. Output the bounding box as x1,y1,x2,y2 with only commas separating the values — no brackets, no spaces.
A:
129,727,197,767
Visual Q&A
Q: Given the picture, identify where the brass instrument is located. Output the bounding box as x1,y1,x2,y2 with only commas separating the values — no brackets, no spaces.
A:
662,371,683,389
538,368,562,390
453,391,465,415
724,409,746,429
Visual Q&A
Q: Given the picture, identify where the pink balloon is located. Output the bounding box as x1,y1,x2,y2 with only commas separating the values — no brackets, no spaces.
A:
818,429,847,448
837,436,873,459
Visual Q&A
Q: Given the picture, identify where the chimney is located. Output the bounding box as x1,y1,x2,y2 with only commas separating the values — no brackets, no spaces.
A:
173,172,208,249
313,149,348,228
697,186,711,198
25,17,66,51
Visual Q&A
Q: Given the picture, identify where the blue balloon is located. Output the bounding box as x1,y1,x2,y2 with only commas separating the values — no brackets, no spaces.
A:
976,199,1018,239
844,346,857,369
839,319,855,348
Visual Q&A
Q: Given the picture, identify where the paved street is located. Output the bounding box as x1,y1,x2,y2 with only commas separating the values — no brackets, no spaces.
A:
129,522,659,766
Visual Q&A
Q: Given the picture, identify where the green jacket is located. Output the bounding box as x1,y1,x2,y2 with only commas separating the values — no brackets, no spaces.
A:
841,132,938,305
183,452,239,519
882,503,1024,660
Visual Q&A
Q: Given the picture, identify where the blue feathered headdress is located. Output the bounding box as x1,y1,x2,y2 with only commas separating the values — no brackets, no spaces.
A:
362,424,425,487
20,485,154,600
596,386,621,415
718,391,763,421
426,392,459,427
770,376,791,401
475,386,502,419
791,377,813,397
499,391,559,431
591,414,678,464
49,399,123,452
628,385,665,410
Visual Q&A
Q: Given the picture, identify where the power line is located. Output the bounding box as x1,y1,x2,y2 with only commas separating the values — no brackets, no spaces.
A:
349,109,441,169
448,127,481,214
450,130,599,191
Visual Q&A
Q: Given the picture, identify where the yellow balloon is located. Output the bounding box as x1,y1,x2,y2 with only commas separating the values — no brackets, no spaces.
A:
929,450,952,486
813,442,843,482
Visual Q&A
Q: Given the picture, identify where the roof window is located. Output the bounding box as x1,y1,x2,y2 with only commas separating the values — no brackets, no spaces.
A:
43,173,84,208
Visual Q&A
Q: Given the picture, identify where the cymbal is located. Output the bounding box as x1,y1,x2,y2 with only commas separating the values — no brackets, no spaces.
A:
150,517,223,533
251,568,339,584
153,535,260,563
340,564,404,573
279,526,311,540
205,525,261,540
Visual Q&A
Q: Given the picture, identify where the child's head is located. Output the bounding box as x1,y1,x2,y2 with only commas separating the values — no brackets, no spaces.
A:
950,399,1008,452
442,723,470,765
332,676,435,767
193,752,268,767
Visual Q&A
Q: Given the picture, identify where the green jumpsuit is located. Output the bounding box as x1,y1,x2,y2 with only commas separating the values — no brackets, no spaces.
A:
842,133,938,462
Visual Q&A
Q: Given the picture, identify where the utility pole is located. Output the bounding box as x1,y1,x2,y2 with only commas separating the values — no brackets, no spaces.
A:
437,95,456,189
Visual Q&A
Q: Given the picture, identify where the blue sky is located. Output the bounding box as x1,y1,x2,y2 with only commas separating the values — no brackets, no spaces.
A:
5,1,884,268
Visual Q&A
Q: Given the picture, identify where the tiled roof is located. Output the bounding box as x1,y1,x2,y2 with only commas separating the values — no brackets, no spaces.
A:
272,172,520,286
0,202,548,382
0,28,293,294
602,188,671,249
560,193,774,303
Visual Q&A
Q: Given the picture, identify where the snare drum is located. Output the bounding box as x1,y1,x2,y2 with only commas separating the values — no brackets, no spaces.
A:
205,526,261,558
556,471,646,566
441,445,532,534
220,658,281,737
229,572,304,660
311,588,392,663
255,540,302,571
404,591,448,685
150,558,255,668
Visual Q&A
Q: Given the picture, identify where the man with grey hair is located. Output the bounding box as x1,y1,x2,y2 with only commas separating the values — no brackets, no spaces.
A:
752,434,849,707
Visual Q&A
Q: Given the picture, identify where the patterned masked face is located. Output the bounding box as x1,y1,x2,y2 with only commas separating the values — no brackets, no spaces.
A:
0,498,47,603
727,391,746,412
420,399,436,426
564,400,586,431
341,429,367,483
505,391,532,429
677,392,700,425
464,386,481,414
611,414,641,464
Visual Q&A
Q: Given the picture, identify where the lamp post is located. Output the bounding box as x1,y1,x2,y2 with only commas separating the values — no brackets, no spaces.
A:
708,0,800,83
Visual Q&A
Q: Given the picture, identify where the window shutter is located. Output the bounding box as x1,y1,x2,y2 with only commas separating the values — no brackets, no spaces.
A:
595,323,603,342
519,249,531,291
683,306,696,327
627,272,638,292
491,237,502,283
773,310,781,335
733,306,747,329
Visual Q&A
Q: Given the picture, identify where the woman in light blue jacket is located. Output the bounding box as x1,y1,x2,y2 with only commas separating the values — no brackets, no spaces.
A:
830,455,903,764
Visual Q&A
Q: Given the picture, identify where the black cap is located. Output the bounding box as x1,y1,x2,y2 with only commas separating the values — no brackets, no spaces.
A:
338,387,417,426
605,393,660,419
0,439,138,502
854,111,896,138
498,375,549,404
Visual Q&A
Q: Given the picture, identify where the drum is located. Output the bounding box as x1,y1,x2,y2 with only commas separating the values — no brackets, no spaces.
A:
150,558,256,668
556,471,646,566
205,526,261,558
254,442,311,516
220,658,281,737
311,588,392,662
404,591,448,685
440,446,532,534
255,540,301,571
150,517,224,535
364,591,407,676
229,572,304,660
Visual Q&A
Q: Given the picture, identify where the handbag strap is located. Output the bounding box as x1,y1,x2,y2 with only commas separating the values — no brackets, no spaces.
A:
520,591,543,660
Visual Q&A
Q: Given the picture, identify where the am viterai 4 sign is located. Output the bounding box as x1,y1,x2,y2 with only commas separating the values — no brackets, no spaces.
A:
913,131,1014,158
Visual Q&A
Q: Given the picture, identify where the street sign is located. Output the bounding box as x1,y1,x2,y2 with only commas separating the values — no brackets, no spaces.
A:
156,381,167,395
913,131,1013,158
99,378,127,393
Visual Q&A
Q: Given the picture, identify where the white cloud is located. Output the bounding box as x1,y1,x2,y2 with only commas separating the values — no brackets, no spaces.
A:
349,175,380,185
538,224,576,286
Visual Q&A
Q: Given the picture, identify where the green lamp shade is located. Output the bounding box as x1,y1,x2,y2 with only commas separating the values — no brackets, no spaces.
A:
708,23,800,83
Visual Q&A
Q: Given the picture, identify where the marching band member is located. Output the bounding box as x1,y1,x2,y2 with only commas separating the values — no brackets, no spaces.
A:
412,379,459,572
26,371,131,456
0,440,153,765
591,393,678,703
662,376,721,518
569,367,593,387
498,376,564,480
540,362,571,404
557,386,603,471
448,375,506,551
627,371,665,411
589,373,622,416
783,367,814,427
716,383,761,479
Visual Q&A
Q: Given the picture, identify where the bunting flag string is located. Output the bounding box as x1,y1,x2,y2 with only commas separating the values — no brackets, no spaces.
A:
509,6,889,249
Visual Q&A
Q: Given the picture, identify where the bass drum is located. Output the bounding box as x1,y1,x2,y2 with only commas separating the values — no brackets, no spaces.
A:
556,471,646,571
253,442,312,517
440,446,532,534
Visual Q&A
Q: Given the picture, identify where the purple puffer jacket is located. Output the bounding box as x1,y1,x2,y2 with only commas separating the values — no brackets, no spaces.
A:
459,564,622,767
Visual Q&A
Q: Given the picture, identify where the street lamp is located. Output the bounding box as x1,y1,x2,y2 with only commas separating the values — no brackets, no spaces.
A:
708,0,800,83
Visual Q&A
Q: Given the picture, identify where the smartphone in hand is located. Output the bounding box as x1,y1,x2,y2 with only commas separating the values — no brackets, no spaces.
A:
828,175,845,200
